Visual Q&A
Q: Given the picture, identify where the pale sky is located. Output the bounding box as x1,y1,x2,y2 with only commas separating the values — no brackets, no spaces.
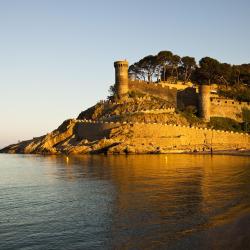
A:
0,0,249,148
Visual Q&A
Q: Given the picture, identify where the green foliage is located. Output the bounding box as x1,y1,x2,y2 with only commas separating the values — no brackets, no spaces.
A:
108,85,115,95
129,50,196,83
179,109,201,125
129,50,250,89
242,108,250,122
107,84,118,101
180,56,196,83
218,86,250,102
129,55,160,82
192,57,221,84
208,117,243,132
157,51,173,81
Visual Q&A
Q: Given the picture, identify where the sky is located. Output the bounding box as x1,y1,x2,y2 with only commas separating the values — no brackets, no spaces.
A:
0,0,250,148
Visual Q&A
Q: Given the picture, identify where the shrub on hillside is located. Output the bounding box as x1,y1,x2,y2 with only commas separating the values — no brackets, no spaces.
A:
208,117,243,132
218,86,250,102
185,105,197,115
242,108,250,122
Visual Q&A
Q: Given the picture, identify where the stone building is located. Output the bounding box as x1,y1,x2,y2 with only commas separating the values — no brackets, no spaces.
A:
198,85,211,121
114,60,129,99
114,60,250,122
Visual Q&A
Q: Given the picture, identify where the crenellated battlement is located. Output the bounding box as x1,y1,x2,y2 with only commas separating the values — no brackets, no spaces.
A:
129,79,179,90
102,107,175,117
74,119,250,151
128,80,177,104
211,97,250,107
75,118,250,136
113,60,250,123
210,97,250,122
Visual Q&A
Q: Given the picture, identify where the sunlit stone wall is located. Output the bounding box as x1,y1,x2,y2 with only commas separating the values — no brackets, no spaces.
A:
76,120,250,151
210,98,250,122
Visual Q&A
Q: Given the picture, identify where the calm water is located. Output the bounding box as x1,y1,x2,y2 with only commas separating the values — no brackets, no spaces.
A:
0,154,250,250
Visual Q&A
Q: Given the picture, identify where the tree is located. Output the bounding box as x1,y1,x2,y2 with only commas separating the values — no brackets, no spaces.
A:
157,50,173,81
231,65,241,85
129,51,250,91
238,64,250,86
180,56,196,83
107,84,116,100
129,62,145,81
217,63,232,87
170,55,181,82
138,55,158,82
193,57,221,84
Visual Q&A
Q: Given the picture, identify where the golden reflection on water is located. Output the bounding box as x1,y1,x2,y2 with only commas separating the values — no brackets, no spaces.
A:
45,154,250,249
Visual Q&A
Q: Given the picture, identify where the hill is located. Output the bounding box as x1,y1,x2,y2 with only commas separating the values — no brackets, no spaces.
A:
1,91,249,155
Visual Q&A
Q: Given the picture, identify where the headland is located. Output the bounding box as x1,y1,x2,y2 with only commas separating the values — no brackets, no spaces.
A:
1,54,250,155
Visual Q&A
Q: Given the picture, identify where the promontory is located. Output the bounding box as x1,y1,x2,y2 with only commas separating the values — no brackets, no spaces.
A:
1,52,250,154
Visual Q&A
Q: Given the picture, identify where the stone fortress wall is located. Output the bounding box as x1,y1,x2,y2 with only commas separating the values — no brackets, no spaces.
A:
127,79,250,123
128,79,250,122
160,81,194,90
74,60,250,151
114,60,250,123
75,120,250,150
128,80,177,105
101,108,175,121
210,98,250,122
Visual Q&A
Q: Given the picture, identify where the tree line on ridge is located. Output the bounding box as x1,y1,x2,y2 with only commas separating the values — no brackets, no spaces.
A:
128,50,250,87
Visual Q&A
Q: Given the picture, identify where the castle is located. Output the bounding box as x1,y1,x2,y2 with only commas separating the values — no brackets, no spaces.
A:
1,60,250,155
114,60,250,123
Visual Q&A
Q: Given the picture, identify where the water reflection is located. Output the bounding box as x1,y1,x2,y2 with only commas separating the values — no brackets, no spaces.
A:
46,154,250,249
0,154,249,249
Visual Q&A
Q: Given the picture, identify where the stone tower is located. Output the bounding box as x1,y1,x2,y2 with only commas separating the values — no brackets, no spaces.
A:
114,60,129,99
198,84,211,122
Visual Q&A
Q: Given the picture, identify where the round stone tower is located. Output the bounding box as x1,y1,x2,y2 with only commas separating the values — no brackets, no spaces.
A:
198,84,211,122
114,60,129,99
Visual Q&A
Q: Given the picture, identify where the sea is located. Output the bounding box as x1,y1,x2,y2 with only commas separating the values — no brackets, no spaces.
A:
0,154,250,250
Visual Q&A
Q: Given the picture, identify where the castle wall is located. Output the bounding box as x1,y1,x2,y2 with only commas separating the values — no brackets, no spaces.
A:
160,81,194,90
210,98,250,122
128,80,177,105
75,120,250,151
128,80,199,110
76,121,120,141
176,87,198,109
118,64,250,123
128,123,249,150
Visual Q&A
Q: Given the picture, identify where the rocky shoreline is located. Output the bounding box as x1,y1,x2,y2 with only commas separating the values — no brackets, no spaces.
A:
1,94,250,155
1,118,249,156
